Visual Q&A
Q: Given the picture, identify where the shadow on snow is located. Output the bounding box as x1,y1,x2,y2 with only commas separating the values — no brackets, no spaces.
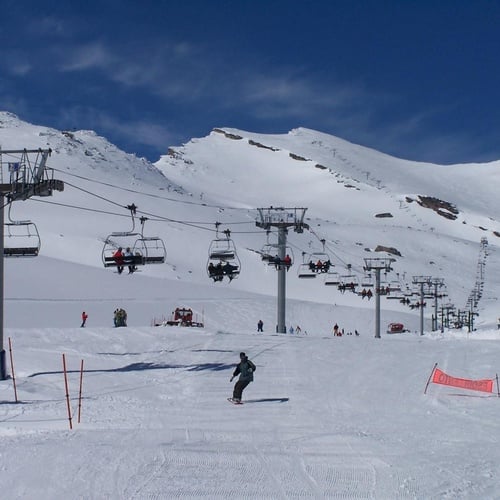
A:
28,361,234,378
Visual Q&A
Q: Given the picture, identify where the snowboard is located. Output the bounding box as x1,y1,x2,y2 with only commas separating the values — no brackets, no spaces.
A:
227,397,243,405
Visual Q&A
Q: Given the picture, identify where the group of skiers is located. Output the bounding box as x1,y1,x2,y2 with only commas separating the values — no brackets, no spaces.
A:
114,308,128,327
308,259,331,273
208,261,239,282
113,247,141,274
333,323,359,336
79,309,128,327
272,254,292,270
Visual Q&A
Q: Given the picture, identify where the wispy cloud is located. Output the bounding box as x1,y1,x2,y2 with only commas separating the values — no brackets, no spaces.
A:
58,42,116,72
56,105,177,154
5,16,498,164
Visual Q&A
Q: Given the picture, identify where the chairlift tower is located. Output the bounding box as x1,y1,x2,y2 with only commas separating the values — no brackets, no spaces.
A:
0,149,64,379
363,257,394,338
412,276,432,336
256,207,308,333
440,303,455,332
429,278,445,331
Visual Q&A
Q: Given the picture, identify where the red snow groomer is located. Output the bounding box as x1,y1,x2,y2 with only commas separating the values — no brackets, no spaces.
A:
165,307,204,327
387,322,407,334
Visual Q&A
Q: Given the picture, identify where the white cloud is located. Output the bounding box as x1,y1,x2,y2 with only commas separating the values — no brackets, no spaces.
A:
58,42,116,72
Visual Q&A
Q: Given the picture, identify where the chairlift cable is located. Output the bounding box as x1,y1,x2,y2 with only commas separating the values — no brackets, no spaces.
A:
45,181,253,230
52,167,255,211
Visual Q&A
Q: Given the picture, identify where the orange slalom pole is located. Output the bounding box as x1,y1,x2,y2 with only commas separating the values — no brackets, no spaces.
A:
78,359,84,424
8,337,18,403
62,354,73,430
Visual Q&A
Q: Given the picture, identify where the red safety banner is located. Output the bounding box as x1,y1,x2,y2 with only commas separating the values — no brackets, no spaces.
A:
432,367,494,393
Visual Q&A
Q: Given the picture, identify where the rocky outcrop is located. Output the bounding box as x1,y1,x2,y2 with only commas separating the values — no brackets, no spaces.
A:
213,128,243,140
406,195,459,220
248,139,280,151
374,245,402,257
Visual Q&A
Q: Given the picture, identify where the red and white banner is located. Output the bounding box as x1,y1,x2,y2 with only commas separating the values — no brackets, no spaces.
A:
432,367,494,393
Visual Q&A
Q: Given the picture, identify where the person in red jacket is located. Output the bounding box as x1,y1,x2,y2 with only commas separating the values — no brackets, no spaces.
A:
113,247,124,274
81,311,88,328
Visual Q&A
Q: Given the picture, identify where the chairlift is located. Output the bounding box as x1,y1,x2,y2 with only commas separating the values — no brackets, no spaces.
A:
361,273,374,288
4,202,41,257
102,204,145,269
208,226,238,261
133,217,166,264
324,271,340,286
207,225,240,283
304,239,332,274
338,266,359,291
297,251,317,279
387,280,402,292
3,201,40,257
260,243,276,263
261,242,294,270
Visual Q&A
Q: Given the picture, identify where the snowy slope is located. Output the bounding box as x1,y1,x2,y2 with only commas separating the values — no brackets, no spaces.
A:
2,112,499,325
1,113,500,498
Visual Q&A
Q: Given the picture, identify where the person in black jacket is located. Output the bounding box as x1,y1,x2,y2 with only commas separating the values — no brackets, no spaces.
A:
230,352,256,403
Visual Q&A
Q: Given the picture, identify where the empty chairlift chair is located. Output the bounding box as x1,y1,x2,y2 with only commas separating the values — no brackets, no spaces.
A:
133,217,166,264
361,273,374,288
324,270,340,286
4,220,41,257
3,202,40,257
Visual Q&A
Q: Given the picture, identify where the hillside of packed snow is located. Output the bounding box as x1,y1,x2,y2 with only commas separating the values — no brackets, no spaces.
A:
2,112,500,499
2,111,498,330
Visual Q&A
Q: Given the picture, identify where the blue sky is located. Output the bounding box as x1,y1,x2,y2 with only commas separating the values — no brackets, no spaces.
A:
1,0,499,164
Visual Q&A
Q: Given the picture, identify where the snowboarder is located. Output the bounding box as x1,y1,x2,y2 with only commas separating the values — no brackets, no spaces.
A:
229,352,256,403
81,311,88,328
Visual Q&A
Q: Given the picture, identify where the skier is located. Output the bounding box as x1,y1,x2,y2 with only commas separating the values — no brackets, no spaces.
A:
124,247,135,274
113,247,124,274
257,319,264,332
229,352,256,404
81,311,88,328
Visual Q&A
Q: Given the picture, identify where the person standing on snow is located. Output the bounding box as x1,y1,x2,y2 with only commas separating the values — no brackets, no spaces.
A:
230,352,256,403
81,311,88,328
257,319,264,332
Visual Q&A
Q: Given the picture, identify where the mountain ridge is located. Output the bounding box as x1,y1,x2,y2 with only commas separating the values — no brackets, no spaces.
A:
1,111,498,328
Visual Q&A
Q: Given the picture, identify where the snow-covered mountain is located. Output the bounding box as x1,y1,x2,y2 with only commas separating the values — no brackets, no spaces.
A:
1,111,499,329
3,112,500,499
